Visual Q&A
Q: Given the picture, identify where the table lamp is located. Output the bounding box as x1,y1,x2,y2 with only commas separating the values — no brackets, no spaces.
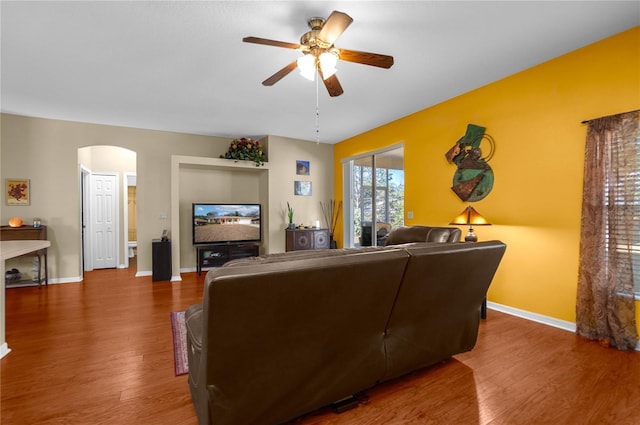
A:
450,206,491,242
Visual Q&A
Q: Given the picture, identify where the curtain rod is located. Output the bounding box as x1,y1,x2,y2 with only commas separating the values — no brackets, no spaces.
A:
581,109,640,124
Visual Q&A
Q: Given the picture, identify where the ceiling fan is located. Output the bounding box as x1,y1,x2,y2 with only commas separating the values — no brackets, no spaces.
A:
243,10,394,97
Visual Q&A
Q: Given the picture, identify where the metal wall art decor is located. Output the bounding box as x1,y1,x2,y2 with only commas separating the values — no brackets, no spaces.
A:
445,124,495,202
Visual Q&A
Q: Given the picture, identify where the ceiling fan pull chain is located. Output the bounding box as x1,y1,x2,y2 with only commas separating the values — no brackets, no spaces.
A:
315,69,320,143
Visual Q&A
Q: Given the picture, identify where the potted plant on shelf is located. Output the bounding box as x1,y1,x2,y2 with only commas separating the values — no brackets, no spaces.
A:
286,202,295,230
220,137,266,167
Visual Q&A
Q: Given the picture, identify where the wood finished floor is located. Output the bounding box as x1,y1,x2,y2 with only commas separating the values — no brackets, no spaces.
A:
2,262,639,425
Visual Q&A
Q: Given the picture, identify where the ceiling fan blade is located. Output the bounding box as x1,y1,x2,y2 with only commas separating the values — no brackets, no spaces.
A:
338,48,394,69
262,61,298,86
318,11,353,46
243,36,301,50
318,68,344,97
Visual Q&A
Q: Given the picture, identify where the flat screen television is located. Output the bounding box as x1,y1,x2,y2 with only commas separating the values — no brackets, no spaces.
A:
192,203,262,245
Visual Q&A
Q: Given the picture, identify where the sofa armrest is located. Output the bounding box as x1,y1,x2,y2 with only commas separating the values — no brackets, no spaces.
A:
185,304,203,377
185,303,208,423
185,303,203,352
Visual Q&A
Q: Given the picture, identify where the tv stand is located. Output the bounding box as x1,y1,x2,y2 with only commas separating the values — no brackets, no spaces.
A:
196,243,260,276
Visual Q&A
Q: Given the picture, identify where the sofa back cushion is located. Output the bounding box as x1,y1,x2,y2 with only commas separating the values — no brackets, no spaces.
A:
222,245,386,267
385,225,461,245
383,241,506,381
202,248,410,425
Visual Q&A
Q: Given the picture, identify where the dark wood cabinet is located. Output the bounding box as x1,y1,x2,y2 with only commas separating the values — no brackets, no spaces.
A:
196,243,260,275
285,228,330,252
1,225,48,286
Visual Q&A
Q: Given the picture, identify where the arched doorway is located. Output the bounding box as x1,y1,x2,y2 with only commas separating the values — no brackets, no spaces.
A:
78,146,137,274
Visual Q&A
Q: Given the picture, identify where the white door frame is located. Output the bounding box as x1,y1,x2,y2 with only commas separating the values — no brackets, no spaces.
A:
80,165,93,273
122,173,136,269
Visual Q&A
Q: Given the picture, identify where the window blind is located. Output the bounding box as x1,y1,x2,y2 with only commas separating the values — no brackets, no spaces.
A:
604,121,640,295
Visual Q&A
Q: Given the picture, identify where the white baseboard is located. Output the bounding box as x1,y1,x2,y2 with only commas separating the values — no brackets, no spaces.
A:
50,276,83,284
0,342,11,359
180,266,197,274
135,270,181,282
487,301,640,351
487,301,576,332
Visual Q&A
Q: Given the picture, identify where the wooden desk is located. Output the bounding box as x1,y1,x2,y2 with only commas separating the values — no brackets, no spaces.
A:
1,239,51,358
0,225,48,286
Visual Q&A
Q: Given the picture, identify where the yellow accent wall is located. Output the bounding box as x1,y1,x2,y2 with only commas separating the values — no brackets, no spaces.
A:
334,27,640,326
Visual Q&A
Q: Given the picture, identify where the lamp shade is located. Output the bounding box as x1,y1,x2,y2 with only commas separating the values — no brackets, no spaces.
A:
450,206,490,226
297,54,316,81
450,206,490,242
319,51,338,79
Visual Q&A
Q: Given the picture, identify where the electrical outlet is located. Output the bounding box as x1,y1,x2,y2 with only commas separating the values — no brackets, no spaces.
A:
160,213,168,220
407,211,414,219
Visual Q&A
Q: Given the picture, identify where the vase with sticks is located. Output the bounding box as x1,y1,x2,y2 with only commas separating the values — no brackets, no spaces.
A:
320,200,342,249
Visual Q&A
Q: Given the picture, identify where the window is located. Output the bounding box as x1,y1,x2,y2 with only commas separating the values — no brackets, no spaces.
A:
577,111,639,349
343,145,404,247
606,123,640,296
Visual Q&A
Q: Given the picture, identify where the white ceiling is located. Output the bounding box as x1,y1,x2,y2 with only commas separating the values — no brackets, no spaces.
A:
2,1,638,144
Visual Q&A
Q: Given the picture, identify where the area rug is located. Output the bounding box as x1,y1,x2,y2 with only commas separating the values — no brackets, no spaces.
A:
171,310,189,376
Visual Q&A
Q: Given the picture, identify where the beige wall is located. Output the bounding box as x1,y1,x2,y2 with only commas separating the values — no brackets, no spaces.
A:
174,134,334,272
266,135,334,253
178,165,264,270
0,114,333,281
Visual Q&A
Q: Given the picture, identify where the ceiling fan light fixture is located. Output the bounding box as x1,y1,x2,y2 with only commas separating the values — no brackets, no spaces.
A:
297,54,316,81
319,51,338,79
243,10,394,96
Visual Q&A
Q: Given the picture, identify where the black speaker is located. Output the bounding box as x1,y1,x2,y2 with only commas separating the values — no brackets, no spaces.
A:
152,239,171,281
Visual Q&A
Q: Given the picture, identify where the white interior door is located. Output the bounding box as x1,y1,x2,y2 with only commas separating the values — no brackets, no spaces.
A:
91,173,118,269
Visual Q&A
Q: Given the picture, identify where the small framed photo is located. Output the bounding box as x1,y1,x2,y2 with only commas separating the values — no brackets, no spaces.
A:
6,178,30,206
294,181,312,196
296,160,310,175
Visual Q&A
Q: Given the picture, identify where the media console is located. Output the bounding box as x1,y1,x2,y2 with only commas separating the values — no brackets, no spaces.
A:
196,243,260,276
285,228,330,252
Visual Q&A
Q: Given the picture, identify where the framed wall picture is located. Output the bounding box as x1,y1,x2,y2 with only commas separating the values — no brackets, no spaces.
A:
294,181,312,196
296,160,310,175
6,178,30,206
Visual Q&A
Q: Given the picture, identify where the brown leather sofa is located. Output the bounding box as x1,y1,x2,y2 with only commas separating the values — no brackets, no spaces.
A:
384,225,462,245
185,238,505,425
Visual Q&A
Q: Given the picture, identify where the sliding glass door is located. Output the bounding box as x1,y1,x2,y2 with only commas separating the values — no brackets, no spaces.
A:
343,145,404,247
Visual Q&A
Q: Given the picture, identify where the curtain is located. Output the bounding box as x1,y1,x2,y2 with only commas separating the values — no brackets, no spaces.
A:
576,111,639,350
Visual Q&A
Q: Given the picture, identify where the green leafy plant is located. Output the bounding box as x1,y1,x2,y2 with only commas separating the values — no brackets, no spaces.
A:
220,137,265,167
286,202,294,224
